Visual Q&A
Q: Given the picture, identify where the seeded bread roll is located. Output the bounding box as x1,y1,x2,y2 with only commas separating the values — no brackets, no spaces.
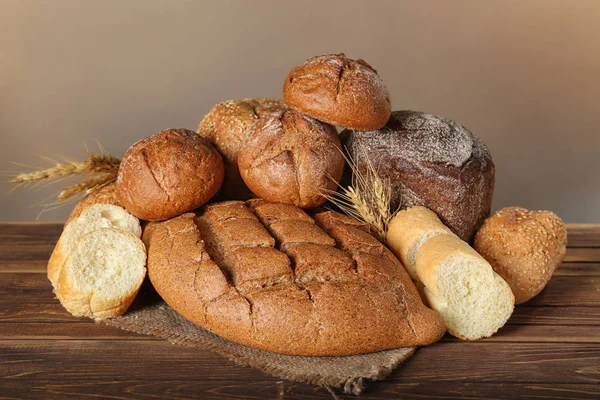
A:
342,110,495,242
198,99,289,199
143,200,446,356
387,206,514,340
284,53,391,131
238,110,344,209
474,207,567,304
66,183,121,224
116,129,224,221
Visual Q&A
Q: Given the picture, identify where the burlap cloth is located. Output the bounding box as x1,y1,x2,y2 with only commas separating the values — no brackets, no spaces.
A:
98,281,416,396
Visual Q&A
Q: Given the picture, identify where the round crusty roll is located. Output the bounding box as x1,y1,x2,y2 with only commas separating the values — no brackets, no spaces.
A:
237,110,344,209
474,207,567,304
342,110,495,243
143,200,446,356
116,128,224,221
197,98,289,199
284,53,391,131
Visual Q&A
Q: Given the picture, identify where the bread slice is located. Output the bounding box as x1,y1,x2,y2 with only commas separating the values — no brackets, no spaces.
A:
387,206,514,340
48,204,142,288
55,228,146,319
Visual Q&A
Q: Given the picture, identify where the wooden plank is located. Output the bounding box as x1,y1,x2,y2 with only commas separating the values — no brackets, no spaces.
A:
0,340,597,385
1,273,599,324
555,262,600,276
567,224,600,248
0,323,156,340
508,305,600,326
1,380,599,400
1,320,597,344
564,247,600,263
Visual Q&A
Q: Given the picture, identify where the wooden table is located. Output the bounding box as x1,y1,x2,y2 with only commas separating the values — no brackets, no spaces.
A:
1,223,599,399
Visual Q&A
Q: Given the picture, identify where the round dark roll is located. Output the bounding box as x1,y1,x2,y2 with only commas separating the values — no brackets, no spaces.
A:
238,110,344,209
283,53,391,131
116,128,224,221
342,110,495,242
197,98,289,199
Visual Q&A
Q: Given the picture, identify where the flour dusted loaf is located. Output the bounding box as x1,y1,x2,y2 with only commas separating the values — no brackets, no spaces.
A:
48,203,142,288
238,110,344,209
116,128,224,221
342,110,495,242
474,207,567,304
198,99,289,199
143,200,445,356
284,53,391,130
387,206,514,340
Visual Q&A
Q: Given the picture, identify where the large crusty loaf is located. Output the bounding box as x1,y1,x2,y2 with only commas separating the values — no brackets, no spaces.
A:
116,128,224,221
56,228,146,319
238,110,344,209
66,183,121,224
143,200,445,356
197,98,289,200
284,53,391,131
342,110,495,243
474,207,567,304
387,206,514,340
48,204,142,289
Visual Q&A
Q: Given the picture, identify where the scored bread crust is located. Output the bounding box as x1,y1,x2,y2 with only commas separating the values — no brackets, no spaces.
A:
143,200,445,356
284,53,391,131
55,228,147,319
197,98,289,200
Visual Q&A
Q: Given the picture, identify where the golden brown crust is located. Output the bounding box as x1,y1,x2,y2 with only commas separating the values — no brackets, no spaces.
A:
237,110,344,209
283,53,391,131
474,207,567,304
144,200,445,356
197,99,289,199
66,183,121,224
116,129,224,221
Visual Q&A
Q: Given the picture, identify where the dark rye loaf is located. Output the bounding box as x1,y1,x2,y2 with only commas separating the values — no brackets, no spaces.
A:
143,200,445,356
342,110,495,243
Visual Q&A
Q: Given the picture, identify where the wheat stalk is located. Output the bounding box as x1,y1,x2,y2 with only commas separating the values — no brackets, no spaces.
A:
321,143,399,243
7,148,121,210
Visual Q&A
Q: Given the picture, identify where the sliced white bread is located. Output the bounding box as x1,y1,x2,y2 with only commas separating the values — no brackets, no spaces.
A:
48,204,142,288
55,228,146,319
387,206,514,340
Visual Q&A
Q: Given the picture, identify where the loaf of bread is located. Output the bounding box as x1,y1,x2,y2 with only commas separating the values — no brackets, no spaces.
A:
387,206,514,340
342,110,495,243
238,110,344,209
143,200,446,356
116,128,224,221
474,207,567,304
66,183,121,224
56,228,146,319
198,99,289,199
48,204,142,288
284,53,391,131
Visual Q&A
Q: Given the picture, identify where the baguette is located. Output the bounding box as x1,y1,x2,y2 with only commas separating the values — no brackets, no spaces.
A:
387,206,514,340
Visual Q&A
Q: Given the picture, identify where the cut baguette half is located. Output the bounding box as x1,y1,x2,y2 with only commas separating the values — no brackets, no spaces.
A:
55,228,146,319
387,206,514,340
48,204,142,288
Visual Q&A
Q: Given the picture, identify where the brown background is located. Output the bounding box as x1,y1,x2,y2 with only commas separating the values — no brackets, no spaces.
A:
1,0,599,222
